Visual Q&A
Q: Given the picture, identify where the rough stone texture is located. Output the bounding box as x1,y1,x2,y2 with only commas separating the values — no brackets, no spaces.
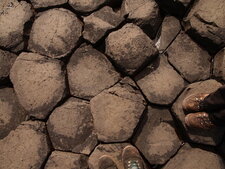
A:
69,0,107,13
83,6,123,44
30,0,67,8
122,0,162,38
106,23,158,75
213,48,225,81
10,52,66,119
163,144,225,169
45,151,88,169
88,143,130,169
67,44,120,99
29,8,82,58
47,97,97,155
0,88,27,139
0,49,17,81
155,0,192,18
167,32,211,82
135,55,185,105
90,77,146,142
0,121,51,169
172,80,225,146
0,0,33,49
156,16,181,53
134,106,182,165
183,0,225,54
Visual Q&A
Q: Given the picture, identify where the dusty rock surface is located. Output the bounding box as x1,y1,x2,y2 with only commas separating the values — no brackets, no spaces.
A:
83,6,123,44
67,44,120,99
135,55,185,105
90,77,146,142
167,32,211,82
47,97,97,155
106,23,158,75
45,151,88,169
172,80,225,146
0,88,27,139
163,144,225,169
29,8,82,58
0,0,33,49
134,106,181,165
213,48,225,81
183,0,225,54
0,121,51,169
30,0,67,8
0,49,17,81
10,52,65,119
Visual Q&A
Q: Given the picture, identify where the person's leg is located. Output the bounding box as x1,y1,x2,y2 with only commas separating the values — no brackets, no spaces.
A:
208,109,225,126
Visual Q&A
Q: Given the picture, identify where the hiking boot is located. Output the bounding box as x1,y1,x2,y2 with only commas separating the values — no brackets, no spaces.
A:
185,112,216,129
122,145,144,169
182,93,209,112
98,155,118,169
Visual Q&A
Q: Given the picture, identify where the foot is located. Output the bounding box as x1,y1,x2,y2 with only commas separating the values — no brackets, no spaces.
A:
185,112,215,129
98,155,118,169
122,145,144,169
182,93,209,112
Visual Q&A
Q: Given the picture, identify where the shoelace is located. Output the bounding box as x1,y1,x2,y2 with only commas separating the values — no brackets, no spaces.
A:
127,160,141,169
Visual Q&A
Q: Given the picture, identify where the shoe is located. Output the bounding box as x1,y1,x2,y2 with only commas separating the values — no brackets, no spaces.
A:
122,145,144,169
185,112,215,129
182,93,209,112
98,155,118,169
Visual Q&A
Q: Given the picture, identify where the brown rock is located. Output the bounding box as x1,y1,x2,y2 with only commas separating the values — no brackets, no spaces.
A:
90,77,146,142
29,8,82,58
67,44,120,99
106,23,158,75
183,0,225,54
10,52,66,119
167,32,211,82
0,121,51,169
172,80,225,146
0,49,17,81
83,6,123,44
0,0,33,49
47,97,97,155
135,55,185,105
213,48,225,81
134,106,181,165
0,88,27,139
45,151,88,169
30,0,67,8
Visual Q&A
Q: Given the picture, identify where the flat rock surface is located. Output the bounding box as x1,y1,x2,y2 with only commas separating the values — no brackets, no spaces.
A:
183,0,225,54
29,8,82,58
0,121,51,169
30,0,67,8
0,0,33,49
69,0,107,13
0,88,26,139
10,52,66,119
47,97,97,155
156,16,181,52
83,6,123,44
90,77,146,142
213,48,225,81
163,144,225,169
134,106,182,165
106,23,158,75
0,49,17,81
135,55,185,105
167,32,211,82
172,80,225,146
45,151,88,169
122,0,162,38
67,44,120,99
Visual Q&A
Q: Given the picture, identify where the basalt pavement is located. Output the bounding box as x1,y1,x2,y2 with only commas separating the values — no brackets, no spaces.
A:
0,0,225,169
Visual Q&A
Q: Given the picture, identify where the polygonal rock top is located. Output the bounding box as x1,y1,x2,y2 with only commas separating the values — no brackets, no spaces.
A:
29,8,83,58
213,48,225,81
90,77,146,142
172,80,225,146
